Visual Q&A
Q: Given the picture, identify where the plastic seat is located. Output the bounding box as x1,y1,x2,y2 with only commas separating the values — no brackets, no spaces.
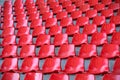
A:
103,74,120,80
85,10,97,18
42,57,61,73
2,35,16,46
101,23,116,34
27,7,37,15
53,34,68,46
47,0,56,4
32,26,45,37
100,44,119,58
2,14,13,21
113,58,120,74
75,73,95,80
2,20,13,29
72,33,87,45
30,19,42,28
42,12,53,21
17,27,30,36
89,0,98,6
60,17,72,27
28,12,40,21
58,44,75,58
62,1,72,8
83,24,97,35
74,0,85,7
39,6,49,14
79,44,97,58
18,34,33,46
36,34,50,46
24,72,42,80
52,6,62,14
1,45,17,58
101,9,113,17
92,16,105,25
94,3,105,11
20,57,39,72
49,2,59,9
71,10,82,19
2,27,14,37
79,4,90,12
64,57,84,74
25,0,33,5
91,33,107,45
102,0,112,5
49,25,62,36
38,45,54,58
66,25,79,35
108,3,120,10
36,0,44,5
111,32,120,45
88,57,109,74
56,11,68,20
1,72,19,80
20,45,35,58
58,0,68,3
66,5,76,13
110,16,120,25
49,73,69,80
45,18,57,27
16,19,28,28
15,13,26,21
1,58,18,72
76,17,89,26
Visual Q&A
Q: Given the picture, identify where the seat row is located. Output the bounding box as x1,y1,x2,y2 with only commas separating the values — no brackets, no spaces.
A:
1,57,120,74
1,44,120,58
1,72,120,80
1,23,117,37
1,32,120,46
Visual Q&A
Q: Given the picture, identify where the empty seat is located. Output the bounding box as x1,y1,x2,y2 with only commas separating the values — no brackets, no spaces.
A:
58,44,75,58
42,57,61,73
20,57,39,72
2,27,14,37
2,35,16,46
79,44,97,58
111,32,120,45
30,19,42,28
88,57,109,74
32,26,45,37
72,33,87,45
66,25,79,35
24,72,42,80
64,57,84,74
101,23,116,34
1,45,17,58
20,45,36,58
75,73,95,80
38,45,55,58
113,58,120,74
1,72,19,80
49,25,62,36
1,58,18,72
91,33,107,45
36,34,50,46
49,73,69,80
83,24,97,35
60,17,72,27
76,17,89,26
100,44,119,58
53,34,68,46
17,27,30,36
103,74,120,80
18,34,33,46
45,18,57,27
